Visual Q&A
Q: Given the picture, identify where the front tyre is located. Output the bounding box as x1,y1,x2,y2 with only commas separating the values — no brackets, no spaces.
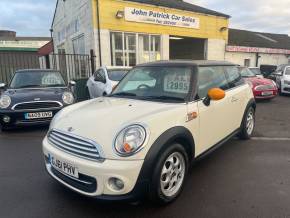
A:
238,107,255,140
148,143,188,205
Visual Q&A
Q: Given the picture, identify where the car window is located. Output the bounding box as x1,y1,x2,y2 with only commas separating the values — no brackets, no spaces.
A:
239,67,256,77
120,69,157,91
107,69,128,81
112,67,192,102
225,66,244,88
95,69,106,83
285,67,290,76
10,71,66,89
249,68,262,75
197,66,229,99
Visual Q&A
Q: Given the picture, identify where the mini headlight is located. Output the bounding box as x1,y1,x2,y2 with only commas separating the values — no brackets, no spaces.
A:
114,125,147,157
62,92,74,105
0,95,11,109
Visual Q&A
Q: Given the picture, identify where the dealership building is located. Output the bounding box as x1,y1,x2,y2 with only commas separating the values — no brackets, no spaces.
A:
52,0,290,68
52,0,230,67
225,29,290,67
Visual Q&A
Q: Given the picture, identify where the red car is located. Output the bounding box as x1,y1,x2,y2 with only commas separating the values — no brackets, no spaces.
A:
239,67,278,99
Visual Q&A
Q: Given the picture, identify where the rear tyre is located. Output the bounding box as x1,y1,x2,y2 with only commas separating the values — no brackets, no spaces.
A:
148,143,188,205
238,107,255,140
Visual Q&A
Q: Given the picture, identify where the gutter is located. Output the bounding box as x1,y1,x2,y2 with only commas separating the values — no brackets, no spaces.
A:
95,0,102,66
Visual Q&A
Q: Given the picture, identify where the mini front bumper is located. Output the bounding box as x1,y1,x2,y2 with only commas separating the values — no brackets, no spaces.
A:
42,137,146,200
281,83,290,94
0,108,61,128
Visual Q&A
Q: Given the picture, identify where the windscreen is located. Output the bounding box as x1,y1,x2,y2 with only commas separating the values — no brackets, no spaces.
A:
239,68,256,77
10,71,66,89
111,66,192,102
249,68,261,75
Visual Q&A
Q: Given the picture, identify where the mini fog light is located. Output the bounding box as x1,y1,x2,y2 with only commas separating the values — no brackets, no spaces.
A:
108,177,124,191
3,116,10,123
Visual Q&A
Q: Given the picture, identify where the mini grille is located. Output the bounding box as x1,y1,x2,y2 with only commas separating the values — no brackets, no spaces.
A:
13,101,62,110
48,129,104,161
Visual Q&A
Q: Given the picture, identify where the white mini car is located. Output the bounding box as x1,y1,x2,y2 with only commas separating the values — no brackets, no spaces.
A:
87,66,131,98
274,64,290,95
43,61,256,204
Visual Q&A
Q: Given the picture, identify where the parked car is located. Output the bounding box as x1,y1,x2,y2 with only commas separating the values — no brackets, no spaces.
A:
238,67,278,100
87,66,131,98
0,69,75,131
273,64,290,95
248,67,264,78
43,60,256,204
260,65,277,78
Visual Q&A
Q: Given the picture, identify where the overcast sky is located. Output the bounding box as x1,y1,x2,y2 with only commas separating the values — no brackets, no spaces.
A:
0,0,289,37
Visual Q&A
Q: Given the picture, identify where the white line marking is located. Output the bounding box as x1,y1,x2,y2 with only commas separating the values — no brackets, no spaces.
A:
252,137,290,141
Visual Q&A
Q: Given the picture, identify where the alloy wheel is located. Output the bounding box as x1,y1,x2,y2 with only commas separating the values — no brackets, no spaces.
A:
160,152,185,197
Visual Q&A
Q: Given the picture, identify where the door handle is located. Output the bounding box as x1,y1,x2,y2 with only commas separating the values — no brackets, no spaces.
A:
231,97,239,102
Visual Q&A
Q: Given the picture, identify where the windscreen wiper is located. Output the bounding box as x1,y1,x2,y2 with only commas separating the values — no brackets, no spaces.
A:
142,96,185,102
110,92,137,97
17,85,41,88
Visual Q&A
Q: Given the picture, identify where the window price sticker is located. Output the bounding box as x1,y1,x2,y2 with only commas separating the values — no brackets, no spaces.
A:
42,74,62,85
164,74,190,94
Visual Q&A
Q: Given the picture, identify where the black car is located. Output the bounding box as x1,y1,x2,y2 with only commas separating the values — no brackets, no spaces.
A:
0,69,75,131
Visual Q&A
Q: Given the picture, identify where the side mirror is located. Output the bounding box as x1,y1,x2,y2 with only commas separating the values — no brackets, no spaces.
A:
203,88,226,106
69,81,76,87
0,83,6,89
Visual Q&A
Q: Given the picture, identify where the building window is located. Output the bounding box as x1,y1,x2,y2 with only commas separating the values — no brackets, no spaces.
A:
72,34,85,54
111,32,161,66
244,59,251,67
138,35,161,64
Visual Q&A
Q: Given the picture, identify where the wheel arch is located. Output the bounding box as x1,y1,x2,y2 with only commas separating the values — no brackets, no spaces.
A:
240,98,256,128
138,126,195,183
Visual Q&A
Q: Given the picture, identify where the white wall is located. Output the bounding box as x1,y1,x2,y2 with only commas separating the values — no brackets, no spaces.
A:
258,53,289,66
225,51,289,67
225,52,256,66
207,39,226,61
99,29,111,67
52,0,95,55
161,34,170,60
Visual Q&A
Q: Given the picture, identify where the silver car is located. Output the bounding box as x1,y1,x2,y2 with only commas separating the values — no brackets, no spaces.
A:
274,64,290,95
87,66,131,98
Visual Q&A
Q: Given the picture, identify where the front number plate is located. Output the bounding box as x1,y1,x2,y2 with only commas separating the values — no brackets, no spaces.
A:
49,154,79,178
25,111,53,120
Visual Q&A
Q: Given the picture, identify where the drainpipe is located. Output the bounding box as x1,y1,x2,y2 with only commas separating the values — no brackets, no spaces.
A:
256,53,261,67
96,0,102,67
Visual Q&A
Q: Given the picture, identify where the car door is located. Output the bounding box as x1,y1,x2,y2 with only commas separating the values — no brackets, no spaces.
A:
224,66,248,130
195,66,234,154
93,69,107,97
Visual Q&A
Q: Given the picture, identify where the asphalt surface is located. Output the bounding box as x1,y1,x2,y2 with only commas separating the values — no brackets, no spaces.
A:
1,96,290,218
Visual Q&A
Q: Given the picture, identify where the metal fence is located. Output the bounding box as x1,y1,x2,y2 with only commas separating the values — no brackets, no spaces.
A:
39,53,95,82
0,52,96,84
0,51,40,84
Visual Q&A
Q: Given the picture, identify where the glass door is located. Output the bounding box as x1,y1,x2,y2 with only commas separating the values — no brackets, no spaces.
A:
124,33,136,66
